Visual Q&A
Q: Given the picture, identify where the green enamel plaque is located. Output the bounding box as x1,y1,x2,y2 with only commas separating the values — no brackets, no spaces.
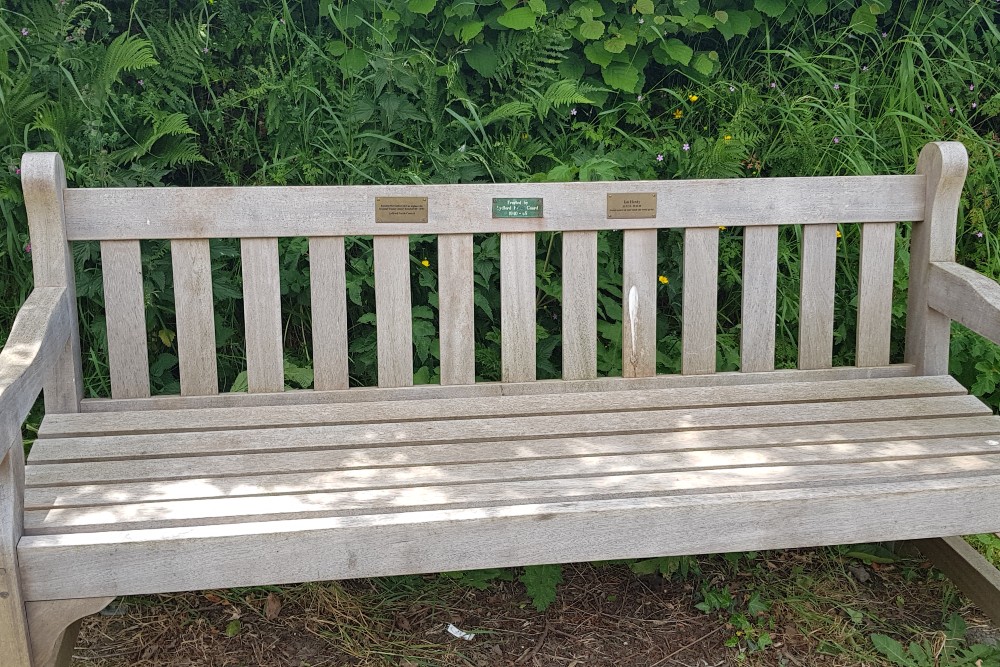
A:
492,197,543,219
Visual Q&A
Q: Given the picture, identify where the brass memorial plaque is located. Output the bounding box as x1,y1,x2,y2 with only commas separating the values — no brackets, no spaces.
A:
492,197,543,219
607,192,657,219
375,197,428,223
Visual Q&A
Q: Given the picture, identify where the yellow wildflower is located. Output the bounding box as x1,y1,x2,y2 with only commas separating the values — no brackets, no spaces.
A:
719,225,727,231
836,230,842,239
658,275,669,285
673,109,683,119
688,94,699,102
421,259,430,267
724,134,732,141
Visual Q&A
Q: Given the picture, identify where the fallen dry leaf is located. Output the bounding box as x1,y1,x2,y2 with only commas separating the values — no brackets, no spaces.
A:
265,593,282,621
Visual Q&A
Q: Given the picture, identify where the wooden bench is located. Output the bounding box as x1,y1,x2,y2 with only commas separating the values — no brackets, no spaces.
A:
4,142,1000,666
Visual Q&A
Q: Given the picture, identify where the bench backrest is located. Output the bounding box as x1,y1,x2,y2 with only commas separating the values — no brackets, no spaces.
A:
20,142,969,410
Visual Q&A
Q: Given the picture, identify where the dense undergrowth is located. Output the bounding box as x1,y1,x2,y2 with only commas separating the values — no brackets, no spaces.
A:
1,0,998,402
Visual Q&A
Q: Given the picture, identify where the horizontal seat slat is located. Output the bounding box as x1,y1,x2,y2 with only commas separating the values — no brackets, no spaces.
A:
37,375,966,438
61,175,925,240
23,452,1000,535
26,396,991,464
24,416,1000,488
25,436,1000,510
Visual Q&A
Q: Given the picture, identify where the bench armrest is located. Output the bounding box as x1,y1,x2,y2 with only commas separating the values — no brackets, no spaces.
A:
0,287,71,456
927,261,1000,346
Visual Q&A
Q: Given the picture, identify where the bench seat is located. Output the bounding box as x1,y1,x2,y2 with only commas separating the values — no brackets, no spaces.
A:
17,374,1000,601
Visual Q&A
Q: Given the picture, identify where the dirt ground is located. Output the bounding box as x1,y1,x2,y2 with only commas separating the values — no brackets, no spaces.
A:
71,547,999,667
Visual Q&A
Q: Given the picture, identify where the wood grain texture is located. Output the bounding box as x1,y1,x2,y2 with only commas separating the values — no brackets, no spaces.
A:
171,240,218,396
100,241,149,399
373,236,413,388
927,262,1000,347
24,597,114,667
915,536,1000,626
0,444,32,667
682,228,719,375
27,418,1000,492
906,142,968,376
856,223,896,367
20,153,82,415
741,226,779,372
622,230,657,377
561,231,598,380
501,233,536,383
32,375,973,445
60,175,926,240
241,238,284,393
437,235,475,385
0,288,71,446
76,364,916,413
19,476,1000,601
309,237,349,391
798,224,838,370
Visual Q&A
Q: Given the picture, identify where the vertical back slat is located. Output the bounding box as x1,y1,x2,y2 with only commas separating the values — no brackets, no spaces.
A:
100,240,149,398
856,223,896,367
171,240,218,396
622,229,657,378
501,232,536,382
682,228,719,375
741,226,779,372
241,238,284,393
562,231,598,380
438,234,475,385
798,224,838,369
309,236,349,391
373,235,413,387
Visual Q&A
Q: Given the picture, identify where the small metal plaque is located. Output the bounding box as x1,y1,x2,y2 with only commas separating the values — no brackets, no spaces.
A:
607,193,657,219
492,197,543,219
375,197,428,223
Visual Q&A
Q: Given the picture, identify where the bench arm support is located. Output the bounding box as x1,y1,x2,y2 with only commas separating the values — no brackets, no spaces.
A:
927,262,1000,347
0,287,71,458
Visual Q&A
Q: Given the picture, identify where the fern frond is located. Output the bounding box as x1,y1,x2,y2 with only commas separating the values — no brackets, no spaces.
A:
96,33,158,92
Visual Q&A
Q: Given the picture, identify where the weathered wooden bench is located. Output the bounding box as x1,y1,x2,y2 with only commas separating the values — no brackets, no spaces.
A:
4,142,1000,666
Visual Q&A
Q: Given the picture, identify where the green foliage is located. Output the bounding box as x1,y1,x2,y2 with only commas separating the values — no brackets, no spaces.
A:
519,564,563,611
871,615,1000,666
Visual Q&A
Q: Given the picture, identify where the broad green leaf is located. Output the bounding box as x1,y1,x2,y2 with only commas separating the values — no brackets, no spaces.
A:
326,39,347,56
579,19,605,39
341,48,368,75
558,57,585,79
407,0,437,14
465,43,498,76
528,0,547,13
583,42,614,67
692,52,714,75
458,20,484,42
754,0,786,18
673,0,700,19
661,38,693,65
870,635,916,667
225,620,241,637
635,0,655,14
604,35,626,53
601,62,639,91
497,7,537,29
806,0,827,14
850,5,877,33
726,9,752,35
714,10,728,22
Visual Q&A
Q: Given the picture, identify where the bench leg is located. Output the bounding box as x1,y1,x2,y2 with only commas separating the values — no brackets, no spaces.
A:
1,445,33,666
24,597,115,667
914,536,1000,626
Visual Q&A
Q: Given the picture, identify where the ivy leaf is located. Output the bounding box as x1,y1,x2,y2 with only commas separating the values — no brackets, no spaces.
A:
754,0,786,18
407,0,436,14
601,62,639,91
497,7,537,30
579,19,605,40
465,43,498,77
661,38,693,65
